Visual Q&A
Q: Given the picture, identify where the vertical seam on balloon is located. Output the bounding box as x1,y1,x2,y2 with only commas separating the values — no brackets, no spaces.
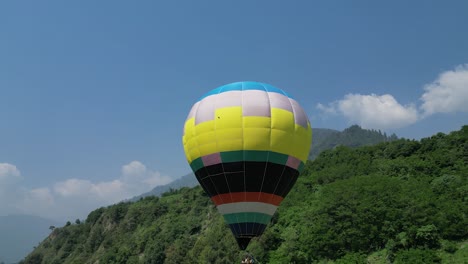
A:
203,90,229,203
253,83,271,236
267,96,295,206
288,97,297,128
250,85,263,236
268,163,287,205
241,82,247,236
215,85,232,205
257,89,271,194
276,97,299,199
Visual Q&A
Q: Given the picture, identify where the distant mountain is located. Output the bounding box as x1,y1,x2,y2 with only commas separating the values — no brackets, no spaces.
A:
309,125,398,160
128,172,198,202
0,215,60,264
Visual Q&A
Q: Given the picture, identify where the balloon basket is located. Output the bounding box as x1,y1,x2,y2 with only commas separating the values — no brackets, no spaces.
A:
240,251,257,264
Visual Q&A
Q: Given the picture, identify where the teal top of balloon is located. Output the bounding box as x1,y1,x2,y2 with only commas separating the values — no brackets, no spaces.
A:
198,81,294,101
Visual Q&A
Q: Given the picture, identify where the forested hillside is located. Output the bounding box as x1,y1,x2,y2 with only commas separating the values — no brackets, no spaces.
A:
22,126,467,264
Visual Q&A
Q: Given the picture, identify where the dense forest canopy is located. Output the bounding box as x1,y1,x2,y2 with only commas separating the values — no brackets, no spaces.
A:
22,126,467,264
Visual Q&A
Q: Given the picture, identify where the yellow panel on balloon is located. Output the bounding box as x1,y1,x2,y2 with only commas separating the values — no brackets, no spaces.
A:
243,116,271,129
198,142,218,157
291,136,306,162
187,143,201,162
216,128,243,141
185,136,198,150
184,118,196,139
271,108,294,132
289,125,310,161
217,139,244,153
271,128,296,157
215,107,242,130
196,131,217,148
195,120,215,136
287,135,301,161
243,127,271,151
183,142,191,162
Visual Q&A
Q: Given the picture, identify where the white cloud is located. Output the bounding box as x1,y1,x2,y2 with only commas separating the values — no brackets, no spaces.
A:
91,180,125,201
317,93,419,129
122,160,147,176
317,63,468,130
1,161,173,221
20,188,55,216
120,160,172,196
144,173,168,186
54,178,95,197
0,163,24,214
420,64,468,116
123,161,171,188
0,163,22,197
316,103,337,115
0,163,21,182
29,188,54,205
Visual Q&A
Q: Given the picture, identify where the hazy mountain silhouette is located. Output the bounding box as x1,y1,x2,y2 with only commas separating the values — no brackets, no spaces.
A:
0,214,60,264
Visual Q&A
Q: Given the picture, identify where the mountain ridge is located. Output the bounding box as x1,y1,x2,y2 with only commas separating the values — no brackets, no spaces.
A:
128,173,198,202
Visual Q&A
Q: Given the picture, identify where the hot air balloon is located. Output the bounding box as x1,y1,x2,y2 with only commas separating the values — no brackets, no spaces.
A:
182,81,312,250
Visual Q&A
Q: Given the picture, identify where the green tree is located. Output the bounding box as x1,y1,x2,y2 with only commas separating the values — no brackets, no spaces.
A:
394,248,441,264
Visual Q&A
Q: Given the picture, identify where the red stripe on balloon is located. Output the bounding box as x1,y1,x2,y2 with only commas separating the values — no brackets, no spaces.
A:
211,192,284,206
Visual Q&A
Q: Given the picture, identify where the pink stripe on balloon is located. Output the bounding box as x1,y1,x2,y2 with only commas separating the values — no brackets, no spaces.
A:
202,153,222,166
286,156,301,169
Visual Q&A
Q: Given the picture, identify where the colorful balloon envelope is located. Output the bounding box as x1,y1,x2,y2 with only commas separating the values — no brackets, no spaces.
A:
182,81,312,250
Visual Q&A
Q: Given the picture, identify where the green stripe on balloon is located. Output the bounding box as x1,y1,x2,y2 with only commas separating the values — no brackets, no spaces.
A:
223,212,272,225
298,162,305,172
190,150,304,172
189,158,204,173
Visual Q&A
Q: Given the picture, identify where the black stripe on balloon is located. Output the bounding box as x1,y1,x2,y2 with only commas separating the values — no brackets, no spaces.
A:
194,161,299,198
229,222,267,237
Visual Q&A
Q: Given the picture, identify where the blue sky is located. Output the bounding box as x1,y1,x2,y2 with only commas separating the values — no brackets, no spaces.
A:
1,0,467,221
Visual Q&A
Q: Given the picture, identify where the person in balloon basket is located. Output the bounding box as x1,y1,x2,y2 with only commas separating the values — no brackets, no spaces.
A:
241,256,254,263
